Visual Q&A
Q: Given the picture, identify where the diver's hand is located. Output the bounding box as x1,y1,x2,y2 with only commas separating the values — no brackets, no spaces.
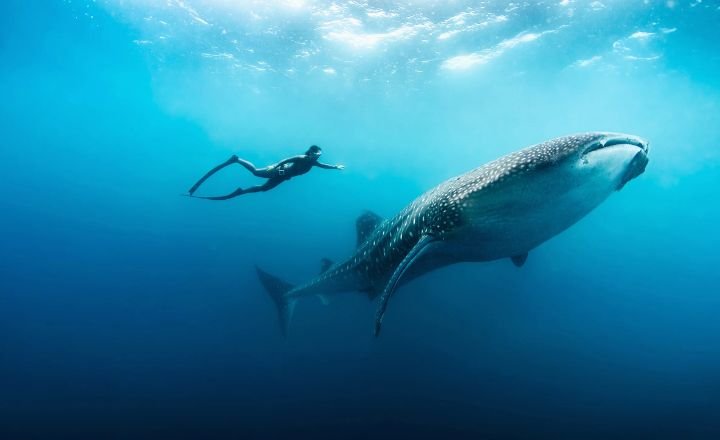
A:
335,164,345,170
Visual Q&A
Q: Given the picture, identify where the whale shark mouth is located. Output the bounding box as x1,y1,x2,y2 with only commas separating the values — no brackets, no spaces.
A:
581,134,650,190
582,134,649,157
617,147,649,190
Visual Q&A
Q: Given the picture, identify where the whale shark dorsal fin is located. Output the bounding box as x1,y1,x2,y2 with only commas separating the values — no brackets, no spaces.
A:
374,235,436,336
511,253,528,267
356,210,384,248
320,258,334,273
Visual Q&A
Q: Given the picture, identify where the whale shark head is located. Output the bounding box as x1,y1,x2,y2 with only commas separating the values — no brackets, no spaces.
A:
573,132,649,190
475,132,650,194
440,132,649,253
452,132,650,207
507,132,650,191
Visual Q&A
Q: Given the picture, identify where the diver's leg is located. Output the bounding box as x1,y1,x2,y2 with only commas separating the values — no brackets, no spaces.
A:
236,159,275,178
238,177,285,194
192,178,284,200
188,155,239,195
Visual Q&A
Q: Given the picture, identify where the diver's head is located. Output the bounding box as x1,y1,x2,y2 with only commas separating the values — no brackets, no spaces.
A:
306,145,323,159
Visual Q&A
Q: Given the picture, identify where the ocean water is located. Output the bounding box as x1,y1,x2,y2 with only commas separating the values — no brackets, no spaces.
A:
2,1,720,438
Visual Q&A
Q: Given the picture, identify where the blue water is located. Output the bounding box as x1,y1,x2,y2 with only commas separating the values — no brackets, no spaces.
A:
2,1,720,438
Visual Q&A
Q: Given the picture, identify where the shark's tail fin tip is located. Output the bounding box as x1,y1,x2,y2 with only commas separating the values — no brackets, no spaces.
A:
256,266,296,337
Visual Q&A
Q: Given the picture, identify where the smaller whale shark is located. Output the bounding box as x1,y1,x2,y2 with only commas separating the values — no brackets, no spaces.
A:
257,133,649,336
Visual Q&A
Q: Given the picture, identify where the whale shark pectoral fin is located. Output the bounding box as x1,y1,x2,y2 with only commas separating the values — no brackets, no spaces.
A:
511,253,528,267
356,210,384,247
374,235,436,337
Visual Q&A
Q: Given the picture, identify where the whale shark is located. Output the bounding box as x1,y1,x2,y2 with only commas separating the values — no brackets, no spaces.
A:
257,132,649,336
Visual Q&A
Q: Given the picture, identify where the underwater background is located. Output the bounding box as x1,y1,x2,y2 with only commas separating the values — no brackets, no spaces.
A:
2,0,720,438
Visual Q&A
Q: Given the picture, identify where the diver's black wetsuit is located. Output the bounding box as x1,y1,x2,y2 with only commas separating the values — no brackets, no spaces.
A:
188,151,342,200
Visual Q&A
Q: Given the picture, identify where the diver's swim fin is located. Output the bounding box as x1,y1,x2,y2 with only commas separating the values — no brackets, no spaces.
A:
256,266,296,337
192,187,245,200
188,155,238,195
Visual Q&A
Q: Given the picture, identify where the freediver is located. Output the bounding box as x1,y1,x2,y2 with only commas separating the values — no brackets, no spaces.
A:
187,145,344,200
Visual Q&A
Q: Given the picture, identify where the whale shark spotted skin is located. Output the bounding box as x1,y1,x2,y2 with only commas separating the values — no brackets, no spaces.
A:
257,132,649,336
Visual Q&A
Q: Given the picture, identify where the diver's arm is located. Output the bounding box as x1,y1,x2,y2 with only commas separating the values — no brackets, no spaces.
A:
315,162,345,170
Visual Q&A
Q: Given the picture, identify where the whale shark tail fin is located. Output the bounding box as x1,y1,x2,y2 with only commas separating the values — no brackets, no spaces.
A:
256,266,296,337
